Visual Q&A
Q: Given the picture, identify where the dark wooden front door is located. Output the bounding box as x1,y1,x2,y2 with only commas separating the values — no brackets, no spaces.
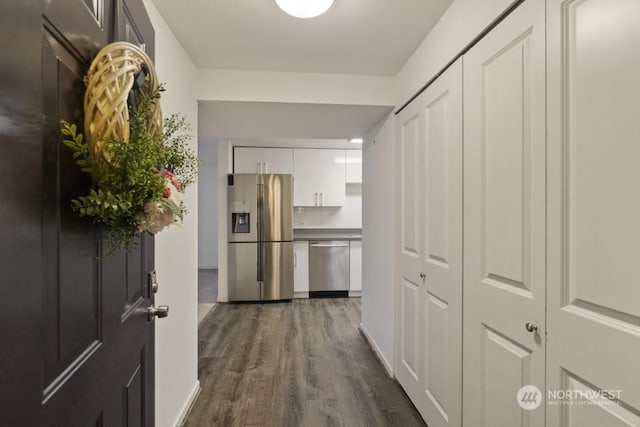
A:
0,1,157,425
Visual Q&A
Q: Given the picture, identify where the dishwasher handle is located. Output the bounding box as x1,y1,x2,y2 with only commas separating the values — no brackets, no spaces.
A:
310,242,349,248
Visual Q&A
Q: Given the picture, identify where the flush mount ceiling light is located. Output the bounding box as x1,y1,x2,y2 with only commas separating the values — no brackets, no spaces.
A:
275,0,335,19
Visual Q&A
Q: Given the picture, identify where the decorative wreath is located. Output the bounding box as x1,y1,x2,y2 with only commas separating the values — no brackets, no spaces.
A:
61,42,198,251
83,41,162,160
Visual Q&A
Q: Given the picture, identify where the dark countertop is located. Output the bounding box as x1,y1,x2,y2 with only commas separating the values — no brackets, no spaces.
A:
293,228,362,241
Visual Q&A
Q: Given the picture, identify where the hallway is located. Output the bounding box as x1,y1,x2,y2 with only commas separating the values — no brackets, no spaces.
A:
184,299,425,426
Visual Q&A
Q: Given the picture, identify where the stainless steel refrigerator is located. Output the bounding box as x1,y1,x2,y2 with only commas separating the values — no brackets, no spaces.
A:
227,174,294,301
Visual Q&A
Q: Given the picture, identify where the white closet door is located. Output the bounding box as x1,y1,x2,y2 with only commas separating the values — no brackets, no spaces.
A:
395,58,463,427
462,0,546,425
395,85,425,404
547,0,640,425
417,58,463,427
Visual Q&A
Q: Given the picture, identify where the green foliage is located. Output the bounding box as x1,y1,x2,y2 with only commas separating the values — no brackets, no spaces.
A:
60,86,198,252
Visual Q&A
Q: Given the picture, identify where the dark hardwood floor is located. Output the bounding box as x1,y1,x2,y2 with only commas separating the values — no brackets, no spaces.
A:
184,298,426,427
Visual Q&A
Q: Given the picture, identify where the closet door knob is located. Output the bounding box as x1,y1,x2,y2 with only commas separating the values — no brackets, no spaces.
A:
419,273,426,279
525,322,539,333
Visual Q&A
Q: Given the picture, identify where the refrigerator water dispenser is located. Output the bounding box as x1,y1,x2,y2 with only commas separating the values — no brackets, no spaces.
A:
231,212,250,233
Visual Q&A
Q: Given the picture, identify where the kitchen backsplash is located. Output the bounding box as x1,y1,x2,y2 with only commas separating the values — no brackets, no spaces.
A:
293,184,361,229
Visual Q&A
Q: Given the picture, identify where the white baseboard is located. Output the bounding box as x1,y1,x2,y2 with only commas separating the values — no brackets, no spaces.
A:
349,290,362,297
359,323,394,377
294,291,309,299
175,381,201,427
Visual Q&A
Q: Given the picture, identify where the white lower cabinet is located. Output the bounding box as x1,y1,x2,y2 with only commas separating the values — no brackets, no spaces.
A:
349,241,362,293
293,241,309,296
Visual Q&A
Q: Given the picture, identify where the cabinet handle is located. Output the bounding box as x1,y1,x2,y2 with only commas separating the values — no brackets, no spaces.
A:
264,162,268,174
314,192,318,206
320,192,323,206
294,252,297,267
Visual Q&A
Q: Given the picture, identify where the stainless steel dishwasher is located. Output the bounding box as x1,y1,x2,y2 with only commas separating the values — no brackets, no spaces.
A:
309,240,350,296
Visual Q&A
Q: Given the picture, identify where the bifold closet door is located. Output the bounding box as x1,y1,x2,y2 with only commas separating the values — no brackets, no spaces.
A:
546,0,640,425
395,58,463,427
462,0,546,425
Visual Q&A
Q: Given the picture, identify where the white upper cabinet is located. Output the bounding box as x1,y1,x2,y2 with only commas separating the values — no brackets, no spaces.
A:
345,150,362,184
263,148,293,174
293,149,318,206
234,147,263,174
293,149,346,207
233,147,293,174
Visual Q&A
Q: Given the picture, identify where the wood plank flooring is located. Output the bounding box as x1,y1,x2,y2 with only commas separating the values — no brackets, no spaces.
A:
184,298,425,427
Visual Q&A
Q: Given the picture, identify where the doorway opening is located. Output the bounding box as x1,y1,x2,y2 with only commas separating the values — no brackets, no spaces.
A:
197,139,219,323
198,268,218,323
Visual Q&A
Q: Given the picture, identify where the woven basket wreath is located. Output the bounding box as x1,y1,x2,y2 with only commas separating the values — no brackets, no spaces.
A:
83,41,163,159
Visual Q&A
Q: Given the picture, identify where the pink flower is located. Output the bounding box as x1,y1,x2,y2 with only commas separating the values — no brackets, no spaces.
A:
164,170,181,191
163,187,171,199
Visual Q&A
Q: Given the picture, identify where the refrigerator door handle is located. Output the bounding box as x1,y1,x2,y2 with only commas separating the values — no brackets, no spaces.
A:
257,242,263,282
257,180,264,282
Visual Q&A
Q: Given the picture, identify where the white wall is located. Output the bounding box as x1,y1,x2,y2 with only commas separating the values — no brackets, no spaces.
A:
396,0,516,106
217,141,232,302
198,138,218,269
198,68,395,106
360,114,395,374
143,1,200,426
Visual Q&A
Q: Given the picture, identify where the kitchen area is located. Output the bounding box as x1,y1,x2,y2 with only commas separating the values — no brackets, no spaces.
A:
198,140,363,315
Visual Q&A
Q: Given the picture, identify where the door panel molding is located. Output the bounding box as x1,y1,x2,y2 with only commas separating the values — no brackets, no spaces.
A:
395,58,463,427
463,0,546,425
547,1,640,423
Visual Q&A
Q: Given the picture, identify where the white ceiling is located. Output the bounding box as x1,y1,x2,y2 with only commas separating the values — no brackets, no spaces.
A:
151,0,453,141
150,0,454,76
